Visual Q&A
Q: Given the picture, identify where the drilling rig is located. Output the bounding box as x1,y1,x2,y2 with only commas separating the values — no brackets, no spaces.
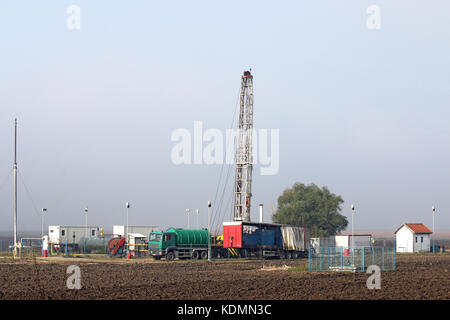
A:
221,70,310,259
233,70,254,222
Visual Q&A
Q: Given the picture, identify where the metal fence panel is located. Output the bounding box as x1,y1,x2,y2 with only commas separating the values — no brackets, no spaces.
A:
308,246,396,272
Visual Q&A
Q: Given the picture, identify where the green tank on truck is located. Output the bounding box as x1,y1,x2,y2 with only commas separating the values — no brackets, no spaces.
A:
148,228,211,260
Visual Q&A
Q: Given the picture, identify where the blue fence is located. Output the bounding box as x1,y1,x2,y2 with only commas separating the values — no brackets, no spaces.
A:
308,246,396,272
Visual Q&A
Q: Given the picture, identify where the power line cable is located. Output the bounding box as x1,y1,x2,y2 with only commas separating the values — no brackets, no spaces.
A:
0,169,13,193
17,170,41,218
210,85,240,227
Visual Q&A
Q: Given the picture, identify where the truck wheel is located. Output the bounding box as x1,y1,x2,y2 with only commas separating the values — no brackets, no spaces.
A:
200,251,208,259
166,251,175,261
192,250,200,259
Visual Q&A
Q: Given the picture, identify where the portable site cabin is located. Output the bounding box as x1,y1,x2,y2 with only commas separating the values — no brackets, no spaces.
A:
310,235,372,250
48,225,99,245
112,225,160,241
335,234,372,248
395,223,432,253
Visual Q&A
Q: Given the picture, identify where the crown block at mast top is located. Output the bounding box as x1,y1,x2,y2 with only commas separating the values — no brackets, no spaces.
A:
242,70,253,79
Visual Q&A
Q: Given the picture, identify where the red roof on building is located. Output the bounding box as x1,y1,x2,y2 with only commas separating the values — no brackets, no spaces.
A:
395,223,432,234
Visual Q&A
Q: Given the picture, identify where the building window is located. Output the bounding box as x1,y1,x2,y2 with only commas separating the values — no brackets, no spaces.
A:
62,230,65,236
91,230,95,236
415,237,417,243
421,237,423,243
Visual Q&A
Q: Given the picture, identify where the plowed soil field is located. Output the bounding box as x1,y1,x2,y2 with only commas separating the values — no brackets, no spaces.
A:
0,254,448,300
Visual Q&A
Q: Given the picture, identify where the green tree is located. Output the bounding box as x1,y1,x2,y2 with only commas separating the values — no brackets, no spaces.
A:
272,183,348,237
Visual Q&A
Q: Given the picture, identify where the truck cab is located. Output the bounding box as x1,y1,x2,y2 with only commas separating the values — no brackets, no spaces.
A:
148,231,176,259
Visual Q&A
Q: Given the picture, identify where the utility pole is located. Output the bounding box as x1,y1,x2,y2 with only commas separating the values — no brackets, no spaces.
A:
13,119,18,258
233,70,254,222
208,201,211,261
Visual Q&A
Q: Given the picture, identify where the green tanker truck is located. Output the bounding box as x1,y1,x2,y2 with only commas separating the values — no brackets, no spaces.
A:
149,228,213,260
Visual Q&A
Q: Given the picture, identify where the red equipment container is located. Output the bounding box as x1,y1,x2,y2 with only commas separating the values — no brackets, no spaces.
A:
223,222,242,248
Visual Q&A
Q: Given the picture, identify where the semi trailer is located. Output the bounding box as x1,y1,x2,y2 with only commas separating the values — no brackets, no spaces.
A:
149,223,309,261
223,221,309,259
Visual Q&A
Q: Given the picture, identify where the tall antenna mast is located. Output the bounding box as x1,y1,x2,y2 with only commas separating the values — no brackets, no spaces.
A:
233,70,254,222
13,118,18,258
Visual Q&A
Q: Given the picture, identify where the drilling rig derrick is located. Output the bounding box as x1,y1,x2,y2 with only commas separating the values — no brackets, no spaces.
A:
233,70,254,222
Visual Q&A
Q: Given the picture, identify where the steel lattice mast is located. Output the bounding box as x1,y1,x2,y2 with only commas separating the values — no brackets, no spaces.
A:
13,118,18,258
233,70,254,222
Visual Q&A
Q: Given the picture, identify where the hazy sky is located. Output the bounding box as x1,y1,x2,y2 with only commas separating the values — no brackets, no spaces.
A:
0,1,449,233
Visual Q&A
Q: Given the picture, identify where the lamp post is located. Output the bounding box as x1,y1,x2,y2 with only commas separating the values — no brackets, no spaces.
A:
432,205,436,253
41,208,47,238
207,201,211,261
84,207,88,238
186,209,190,229
196,209,199,229
351,204,355,249
126,202,130,243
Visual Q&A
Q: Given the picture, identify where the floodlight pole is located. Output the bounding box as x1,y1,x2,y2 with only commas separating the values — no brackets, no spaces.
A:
196,209,199,229
84,207,88,238
41,208,47,238
208,201,211,261
351,204,355,249
186,209,190,229
126,202,130,244
432,206,435,253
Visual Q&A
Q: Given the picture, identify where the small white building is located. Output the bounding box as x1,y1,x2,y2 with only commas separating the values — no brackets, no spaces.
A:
395,223,432,253
310,234,372,250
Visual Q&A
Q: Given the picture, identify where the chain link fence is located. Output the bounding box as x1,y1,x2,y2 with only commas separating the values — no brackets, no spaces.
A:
308,246,396,272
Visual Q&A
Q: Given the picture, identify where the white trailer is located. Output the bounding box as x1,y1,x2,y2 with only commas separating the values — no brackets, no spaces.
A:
48,225,99,246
